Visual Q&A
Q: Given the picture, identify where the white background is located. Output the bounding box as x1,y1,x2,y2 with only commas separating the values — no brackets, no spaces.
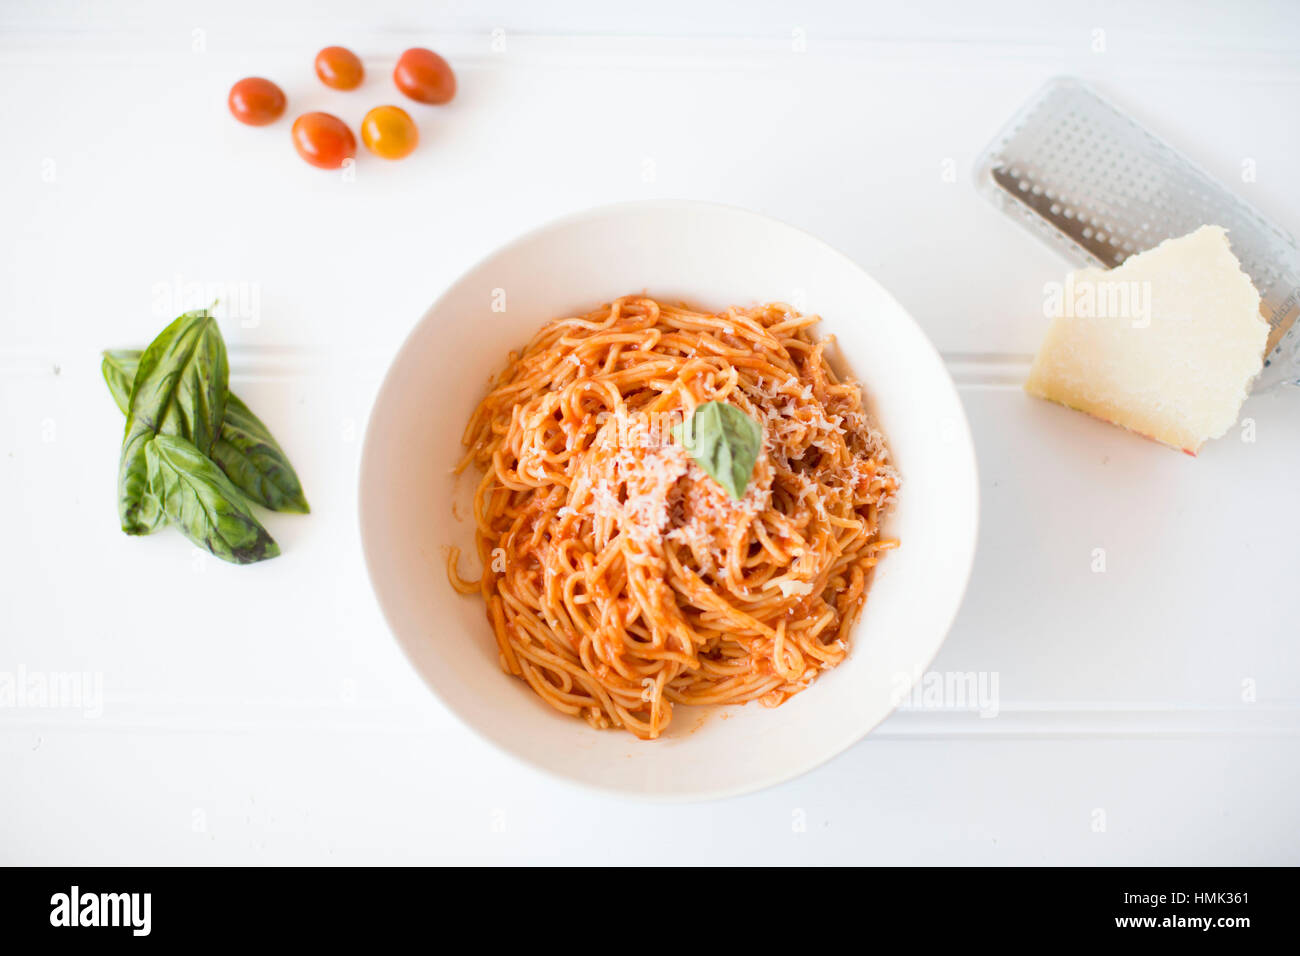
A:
2,0,1298,864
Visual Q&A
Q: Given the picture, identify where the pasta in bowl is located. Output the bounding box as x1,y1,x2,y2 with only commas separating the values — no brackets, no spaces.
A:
448,297,900,739
360,201,977,799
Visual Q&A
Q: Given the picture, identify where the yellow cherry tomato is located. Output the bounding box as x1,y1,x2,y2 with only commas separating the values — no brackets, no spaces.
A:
360,105,418,160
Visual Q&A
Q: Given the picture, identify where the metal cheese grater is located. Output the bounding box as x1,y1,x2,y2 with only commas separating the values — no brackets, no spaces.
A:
975,76,1300,391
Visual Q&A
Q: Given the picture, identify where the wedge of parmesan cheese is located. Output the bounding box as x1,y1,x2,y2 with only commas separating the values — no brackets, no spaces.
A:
1025,225,1267,455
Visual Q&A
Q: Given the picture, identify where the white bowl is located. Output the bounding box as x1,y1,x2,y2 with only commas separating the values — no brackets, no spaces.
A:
360,200,978,801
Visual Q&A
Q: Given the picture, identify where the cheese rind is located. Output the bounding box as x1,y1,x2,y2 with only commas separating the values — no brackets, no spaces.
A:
1024,225,1267,454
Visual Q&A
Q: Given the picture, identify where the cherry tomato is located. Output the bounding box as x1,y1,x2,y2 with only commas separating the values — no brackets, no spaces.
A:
314,46,364,91
360,106,418,160
393,48,456,105
228,77,286,126
291,112,357,169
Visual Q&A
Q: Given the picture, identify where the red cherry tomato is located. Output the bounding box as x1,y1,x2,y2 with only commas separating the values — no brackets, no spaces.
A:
393,48,456,105
291,112,357,169
361,106,418,160
315,46,364,91
228,77,286,126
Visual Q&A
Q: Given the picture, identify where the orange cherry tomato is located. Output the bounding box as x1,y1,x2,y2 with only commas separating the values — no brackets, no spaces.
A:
360,106,418,160
291,112,357,169
315,46,364,91
393,48,456,105
228,77,286,126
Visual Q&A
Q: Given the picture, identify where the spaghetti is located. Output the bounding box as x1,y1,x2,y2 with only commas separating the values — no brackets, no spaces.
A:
449,297,899,739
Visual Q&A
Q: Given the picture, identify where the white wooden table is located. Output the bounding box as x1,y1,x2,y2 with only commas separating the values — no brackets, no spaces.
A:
2,0,1297,864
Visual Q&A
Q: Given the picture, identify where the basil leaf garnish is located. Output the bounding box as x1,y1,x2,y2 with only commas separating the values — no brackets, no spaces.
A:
118,310,228,534
104,345,309,514
146,435,280,565
674,401,762,501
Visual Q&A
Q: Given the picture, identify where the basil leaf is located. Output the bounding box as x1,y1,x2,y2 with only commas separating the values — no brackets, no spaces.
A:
101,349,139,415
116,311,228,534
146,435,280,565
675,401,762,500
105,349,165,532
211,394,310,514
102,349,309,514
